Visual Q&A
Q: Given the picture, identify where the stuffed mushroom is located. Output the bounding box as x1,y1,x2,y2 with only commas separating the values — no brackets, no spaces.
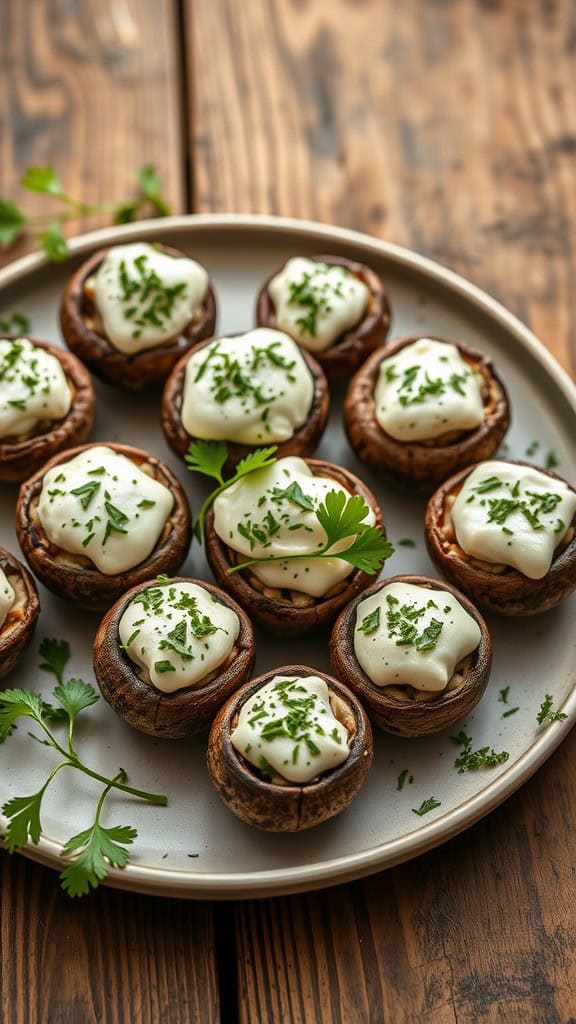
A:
0,547,41,680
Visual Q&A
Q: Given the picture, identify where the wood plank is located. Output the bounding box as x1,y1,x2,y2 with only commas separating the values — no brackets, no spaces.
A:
188,0,576,377
0,0,186,269
0,4,219,1022
0,854,220,1024
188,1,576,1020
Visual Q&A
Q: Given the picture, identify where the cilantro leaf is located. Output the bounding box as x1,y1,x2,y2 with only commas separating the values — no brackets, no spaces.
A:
39,637,71,686
37,222,68,262
234,446,279,480
336,525,395,574
0,689,45,740
53,678,99,720
316,490,371,546
60,822,137,897
185,439,229,485
21,165,63,196
113,199,140,225
0,199,26,246
2,790,45,851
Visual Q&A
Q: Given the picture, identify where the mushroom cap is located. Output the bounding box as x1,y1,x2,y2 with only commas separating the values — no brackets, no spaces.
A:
15,441,192,611
425,460,576,616
93,577,255,738
59,245,217,392
207,664,373,831
344,334,511,492
0,547,41,681
161,335,330,470
0,336,95,483
255,253,391,380
204,458,386,636
330,574,491,737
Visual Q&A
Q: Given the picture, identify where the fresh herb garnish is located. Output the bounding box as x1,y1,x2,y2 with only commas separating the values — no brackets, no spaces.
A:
396,769,414,791
0,641,166,897
0,311,30,335
358,607,381,635
498,686,520,718
185,440,278,540
397,538,416,548
384,594,444,651
0,165,171,261
412,797,441,816
451,730,509,773
70,480,101,510
536,694,568,725
229,487,393,576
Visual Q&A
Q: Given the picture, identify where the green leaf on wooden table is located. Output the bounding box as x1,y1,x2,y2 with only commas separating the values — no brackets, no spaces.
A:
138,164,171,217
37,222,69,262
21,165,63,196
0,199,26,246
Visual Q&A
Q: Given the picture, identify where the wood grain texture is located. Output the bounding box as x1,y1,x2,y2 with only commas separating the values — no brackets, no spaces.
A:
189,0,576,377
0,854,220,1024
236,732,576,1024
188,1,576,1021
0,0,186,268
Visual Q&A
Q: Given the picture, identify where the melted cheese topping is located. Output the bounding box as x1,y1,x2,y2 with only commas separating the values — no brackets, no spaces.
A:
0,567,15,630
213,457,375,597
374,339,484,442
0,338,72,440
93,243,209,354
354,582,481,692
118,581,240,693
268,257,370,352
450,461,576,580
181,329,314,444
230,674,350,783
37,446,174,575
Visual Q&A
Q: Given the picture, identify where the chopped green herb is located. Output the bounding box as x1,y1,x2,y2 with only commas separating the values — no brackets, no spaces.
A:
536,694,567,725
412,798,441,816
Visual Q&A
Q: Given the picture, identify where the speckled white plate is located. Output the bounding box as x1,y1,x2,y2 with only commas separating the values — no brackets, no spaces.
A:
1,215,575,899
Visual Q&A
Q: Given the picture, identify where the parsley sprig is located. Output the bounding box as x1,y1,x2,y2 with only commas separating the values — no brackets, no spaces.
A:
185,440,279,540
451,730,509,773
0,639,167,897
536,694,568,726
0,165,171,262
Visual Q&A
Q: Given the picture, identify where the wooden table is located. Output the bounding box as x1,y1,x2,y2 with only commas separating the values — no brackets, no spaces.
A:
1,2,575,1020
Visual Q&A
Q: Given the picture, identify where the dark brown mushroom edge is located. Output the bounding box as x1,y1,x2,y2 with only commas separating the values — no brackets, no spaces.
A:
425,460,576,616
15,442,192,611
344,335,510,492
93,578,255,738
0,336,95,482
59,244,216,392
207,665,373,831
0,548,40,681
161,335,330,470
204,459,386,637
330,575,491,738
255,254,391,380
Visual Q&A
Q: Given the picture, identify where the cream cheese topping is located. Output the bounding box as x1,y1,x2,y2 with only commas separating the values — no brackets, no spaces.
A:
118,580,239,693
181,329,314,444
0,567,16,630
268,257,370,352
374,338,484,442
354,582,481,692
450,461,576,580
37,446,174,575
213,456,375,597
93,243,209,354
0,338,72,440
230,674,350,783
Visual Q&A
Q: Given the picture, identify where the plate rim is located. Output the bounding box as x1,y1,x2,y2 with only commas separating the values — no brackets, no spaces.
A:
1,212,575,899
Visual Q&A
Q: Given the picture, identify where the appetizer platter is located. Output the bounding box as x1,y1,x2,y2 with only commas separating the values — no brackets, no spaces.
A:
0,214,575,899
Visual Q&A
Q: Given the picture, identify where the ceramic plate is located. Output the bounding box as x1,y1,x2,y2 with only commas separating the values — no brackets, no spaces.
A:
1,215,575,899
